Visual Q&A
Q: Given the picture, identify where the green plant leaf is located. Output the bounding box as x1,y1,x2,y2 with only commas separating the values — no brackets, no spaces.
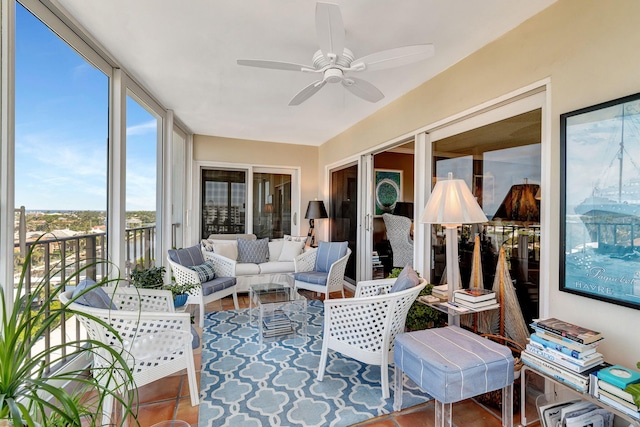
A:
625,383,640,407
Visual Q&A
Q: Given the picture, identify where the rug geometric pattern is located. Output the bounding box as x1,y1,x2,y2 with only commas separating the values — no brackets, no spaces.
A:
199,300,432,427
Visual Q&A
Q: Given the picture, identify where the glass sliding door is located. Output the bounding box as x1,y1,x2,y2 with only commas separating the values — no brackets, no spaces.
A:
330,164,358,283
431,109,542,324
201,169,247,238
253,172,292,239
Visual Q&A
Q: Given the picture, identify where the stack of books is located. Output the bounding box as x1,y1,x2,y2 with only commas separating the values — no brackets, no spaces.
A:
262,310,294,338
452,288,499,310
430,284,448,301
593,365,640,420
372,251,382,268
522,318,605,392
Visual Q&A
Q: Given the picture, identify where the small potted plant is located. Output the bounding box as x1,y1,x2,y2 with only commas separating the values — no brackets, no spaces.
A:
129,265,166,289
165,282,197,308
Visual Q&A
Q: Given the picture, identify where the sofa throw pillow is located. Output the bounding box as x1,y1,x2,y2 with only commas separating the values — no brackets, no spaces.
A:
390,264,420,293
201,239,216,252
268,240,284,261
188,260,217,283
168,245,205,267
284,234,309,245
72,279,117,309
314,241,348,273
278,240,306,262
237,238,269,264
212,241,238,261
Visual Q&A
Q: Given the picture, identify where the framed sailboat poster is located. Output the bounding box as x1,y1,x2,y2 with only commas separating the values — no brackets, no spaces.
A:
560,92,640,310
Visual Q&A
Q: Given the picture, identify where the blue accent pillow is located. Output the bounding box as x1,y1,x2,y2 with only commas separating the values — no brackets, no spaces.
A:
72,278,117,309
314,241,348,273
237,238,269,263
390,264,420,293
168,245,205,267
188,260,217,283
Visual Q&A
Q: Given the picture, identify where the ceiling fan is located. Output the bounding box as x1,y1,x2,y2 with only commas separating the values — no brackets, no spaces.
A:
237,2,435,106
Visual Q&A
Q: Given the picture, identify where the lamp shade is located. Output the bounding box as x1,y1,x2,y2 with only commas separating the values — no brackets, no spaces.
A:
393,202,414,220
420,173,488,226
305,200,328,219
493,183,540,223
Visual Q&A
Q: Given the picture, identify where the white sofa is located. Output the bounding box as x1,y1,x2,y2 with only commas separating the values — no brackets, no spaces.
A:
201,233,306,293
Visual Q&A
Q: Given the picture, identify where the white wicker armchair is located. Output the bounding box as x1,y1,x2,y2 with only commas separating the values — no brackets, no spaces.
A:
383,213,414,268
59,287,199,426
293,244,351,299
317,277,427,398
167,252,239,327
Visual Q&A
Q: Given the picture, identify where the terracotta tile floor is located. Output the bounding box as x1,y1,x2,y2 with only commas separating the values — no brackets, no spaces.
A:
131,292,540,427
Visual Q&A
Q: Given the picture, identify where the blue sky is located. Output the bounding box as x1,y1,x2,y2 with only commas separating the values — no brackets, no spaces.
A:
15,4,157,212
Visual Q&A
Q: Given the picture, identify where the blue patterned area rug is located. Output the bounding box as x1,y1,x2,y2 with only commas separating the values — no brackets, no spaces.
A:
198,300,432,427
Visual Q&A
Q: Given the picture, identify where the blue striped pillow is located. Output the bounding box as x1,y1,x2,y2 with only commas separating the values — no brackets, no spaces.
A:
314,241,348,273
188,260,216,283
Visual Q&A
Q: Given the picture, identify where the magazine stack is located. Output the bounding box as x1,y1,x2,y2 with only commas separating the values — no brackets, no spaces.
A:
537,398,615,427
452,288,499,310
522,318,606,393
593,365,640,420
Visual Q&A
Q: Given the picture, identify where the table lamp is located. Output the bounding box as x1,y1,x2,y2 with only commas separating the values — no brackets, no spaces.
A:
420,172,488,325
305,200,328,247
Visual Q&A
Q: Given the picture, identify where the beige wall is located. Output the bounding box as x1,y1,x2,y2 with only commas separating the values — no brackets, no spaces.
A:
193,135,319,236
318,0,640,367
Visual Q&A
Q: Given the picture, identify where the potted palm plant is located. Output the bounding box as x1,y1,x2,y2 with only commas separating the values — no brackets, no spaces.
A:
0,240,138,427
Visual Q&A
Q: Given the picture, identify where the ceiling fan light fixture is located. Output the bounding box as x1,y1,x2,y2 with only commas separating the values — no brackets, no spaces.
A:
236,2,434,105
324,68,343,83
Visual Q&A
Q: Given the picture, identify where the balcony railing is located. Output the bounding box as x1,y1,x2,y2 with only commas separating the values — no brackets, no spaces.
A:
12,225,156,375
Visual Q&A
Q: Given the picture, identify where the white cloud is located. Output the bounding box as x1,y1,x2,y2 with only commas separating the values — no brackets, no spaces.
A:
126,120,157,137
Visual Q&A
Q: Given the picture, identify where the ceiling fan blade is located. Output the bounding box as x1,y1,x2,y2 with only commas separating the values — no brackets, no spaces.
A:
315,2,345,62
237,59,314,72
289,80,327,106
351,44,435,71
342,77,384,103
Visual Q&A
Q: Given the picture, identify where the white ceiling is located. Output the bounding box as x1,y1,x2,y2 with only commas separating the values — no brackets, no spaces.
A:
54,0,556,146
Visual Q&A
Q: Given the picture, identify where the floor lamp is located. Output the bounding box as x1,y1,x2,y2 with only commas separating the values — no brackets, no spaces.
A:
305,200,328,247
420,173,488,326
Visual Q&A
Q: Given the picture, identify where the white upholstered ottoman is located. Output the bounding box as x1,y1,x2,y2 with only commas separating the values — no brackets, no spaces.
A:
393,325,514,426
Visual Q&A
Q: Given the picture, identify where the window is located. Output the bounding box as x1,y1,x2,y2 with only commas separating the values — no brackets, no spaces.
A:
201,169,247,237
125,94,160,269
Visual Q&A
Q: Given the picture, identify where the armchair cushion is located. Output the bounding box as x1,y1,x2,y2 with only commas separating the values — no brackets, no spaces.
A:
201,276,237,296
72,279,116,309
390,264,420,293
188,260,217,282
237,237,269,263
168,245,205,267
278,240,306,261
314,241,348,273
190,324,200,349
293,271,328,285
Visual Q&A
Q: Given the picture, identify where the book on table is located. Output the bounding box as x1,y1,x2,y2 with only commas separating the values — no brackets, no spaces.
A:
525,343,604,372
529,332,598,359
452,288,496,303
530,324,604,351
534,317,603,344
453,296,498,309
